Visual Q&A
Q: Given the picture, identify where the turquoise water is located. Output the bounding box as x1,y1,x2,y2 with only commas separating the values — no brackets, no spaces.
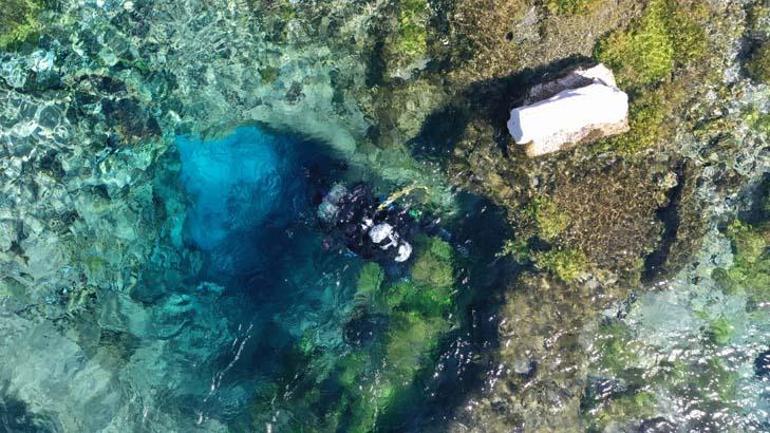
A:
170,126,363,428
177,127,293,252
176,126,312,282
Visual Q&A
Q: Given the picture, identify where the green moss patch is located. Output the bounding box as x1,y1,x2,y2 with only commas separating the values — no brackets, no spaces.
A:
395,0,429,57
595,0,674,87
715,218,770,302
745,108,770,136
593,391,657,430
356,262,385,299
528,196,570,242
595,321,640,375
384,0,430,73
705,315,735,346
497,238,530,262
592,0,709,154
595,0,706,88
545,0,602,16
534,247,588,282
410,235,454,289
0,0,46,49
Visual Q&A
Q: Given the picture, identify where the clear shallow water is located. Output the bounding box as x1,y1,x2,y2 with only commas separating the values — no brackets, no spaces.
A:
584,229,770,432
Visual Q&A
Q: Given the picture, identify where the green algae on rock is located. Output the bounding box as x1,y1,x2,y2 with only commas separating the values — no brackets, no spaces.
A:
714,215,770,302
533,247,588,282
248,235,459,432
592,0,710,154
527,196,570,242
595,0,675,87
594,0,707,89
356,262,385,300
746,2,770,84
385,0,430,78
545,0,602,16
0,0,49,49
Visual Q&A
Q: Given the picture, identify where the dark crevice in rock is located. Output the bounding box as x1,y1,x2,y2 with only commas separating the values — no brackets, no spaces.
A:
365,37,387,87
740,172,770,225
642,163,686,283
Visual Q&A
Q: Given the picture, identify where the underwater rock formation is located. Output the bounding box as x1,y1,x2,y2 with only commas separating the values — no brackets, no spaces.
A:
507,64,629,157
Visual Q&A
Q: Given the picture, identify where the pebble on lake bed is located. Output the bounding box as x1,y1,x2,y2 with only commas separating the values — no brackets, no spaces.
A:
507,64,629,158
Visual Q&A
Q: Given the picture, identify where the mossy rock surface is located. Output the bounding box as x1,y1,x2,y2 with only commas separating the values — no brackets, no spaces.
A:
534,247,588,282
492,271,621,432
545,0,603,16
382,0,430,76
595,0,707,89
591,390,657,431
717,218,770,302
356,262,385,299
593,0,710,154
595,0,674,87
410,235,454,289
263,235,459,432
528,197,570,242
532,157,671,276
595,320,641,375
706,316,735,346
0,0,49,49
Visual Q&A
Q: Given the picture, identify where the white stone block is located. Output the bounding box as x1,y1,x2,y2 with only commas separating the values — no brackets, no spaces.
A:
507,64,629,157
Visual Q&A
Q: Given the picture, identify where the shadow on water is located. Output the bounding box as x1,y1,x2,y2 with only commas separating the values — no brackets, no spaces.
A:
740,172,770,225
408,55,594,165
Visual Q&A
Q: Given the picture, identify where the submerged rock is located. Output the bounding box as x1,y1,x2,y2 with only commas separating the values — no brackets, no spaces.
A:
507,64,629,157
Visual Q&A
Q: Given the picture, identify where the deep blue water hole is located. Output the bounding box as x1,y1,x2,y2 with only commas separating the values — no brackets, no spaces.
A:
173,126,362,420
176,123,356,298
177,126,308,279
177,126,289,251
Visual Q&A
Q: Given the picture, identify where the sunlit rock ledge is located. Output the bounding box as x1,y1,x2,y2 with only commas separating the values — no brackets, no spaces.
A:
507,64,629,157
